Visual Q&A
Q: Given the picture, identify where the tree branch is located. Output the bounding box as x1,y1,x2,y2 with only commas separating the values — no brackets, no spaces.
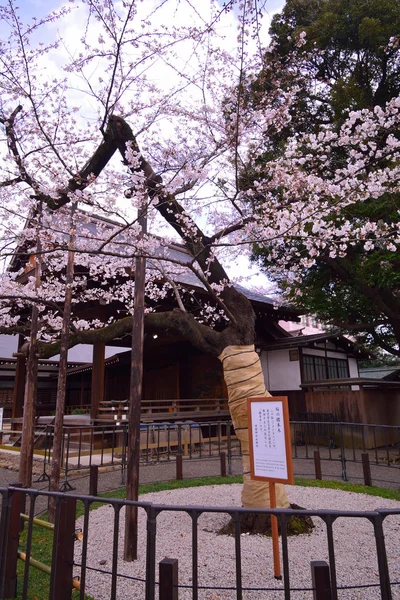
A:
1,106,119,210
2,105,41,194
37,309,221,359
320,255,400,321
48,124,119,209
370,330,400,357
0,177,23,188
107,115,256,346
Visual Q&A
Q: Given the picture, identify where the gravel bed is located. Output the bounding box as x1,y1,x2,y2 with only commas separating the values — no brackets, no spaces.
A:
74,484,400,599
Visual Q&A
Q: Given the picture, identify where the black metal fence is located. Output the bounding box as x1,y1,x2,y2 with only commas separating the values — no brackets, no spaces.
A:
3,421,239,490
291,420,400,487
0,485,398,599
2,420,400,490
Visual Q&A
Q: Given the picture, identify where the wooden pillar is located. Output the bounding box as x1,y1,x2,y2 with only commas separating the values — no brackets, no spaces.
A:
124,199,147,562
159,558,178,600
314,450,322,480
89,465,98,496
90,343,105,421
1,484,24,599
11,337,27,420
49,496,77,600
311,560,332,599
79,373,84,408
361,453,372,486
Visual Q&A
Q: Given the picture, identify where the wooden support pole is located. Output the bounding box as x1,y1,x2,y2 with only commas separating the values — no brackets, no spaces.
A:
20,513,54,531
49,496,77,600
269,482,281,580
159,558,178,600
2,484,24,599
48,234,76,522
89,465,99,496
314,450,322,480
90,343,105,421
311,560,332,600
124,200,147,562
220,452,227,477
361,453,372,487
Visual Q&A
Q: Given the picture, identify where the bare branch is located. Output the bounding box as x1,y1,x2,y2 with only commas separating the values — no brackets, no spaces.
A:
2,105,41,194
0,177,23,188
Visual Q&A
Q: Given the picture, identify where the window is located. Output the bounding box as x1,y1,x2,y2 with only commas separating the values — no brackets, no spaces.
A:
302,354,349,382
327,358,349,379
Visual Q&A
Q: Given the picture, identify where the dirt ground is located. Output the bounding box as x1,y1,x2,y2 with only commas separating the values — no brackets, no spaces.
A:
0,450,44,475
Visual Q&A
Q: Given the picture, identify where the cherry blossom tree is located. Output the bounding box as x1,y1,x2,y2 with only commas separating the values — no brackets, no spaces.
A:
251,0,400,356
0,0,399,527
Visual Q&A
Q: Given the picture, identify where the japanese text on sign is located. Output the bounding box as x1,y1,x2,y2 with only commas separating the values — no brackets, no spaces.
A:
249,400,290,481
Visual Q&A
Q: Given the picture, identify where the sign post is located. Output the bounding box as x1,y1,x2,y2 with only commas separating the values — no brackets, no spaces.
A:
247,396,293,579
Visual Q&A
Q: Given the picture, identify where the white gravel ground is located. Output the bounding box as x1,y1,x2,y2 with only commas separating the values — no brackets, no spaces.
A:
74,484,400,599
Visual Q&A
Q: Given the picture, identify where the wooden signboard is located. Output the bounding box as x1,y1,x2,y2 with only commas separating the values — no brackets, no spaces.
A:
247,396,294,580
247,396,293,484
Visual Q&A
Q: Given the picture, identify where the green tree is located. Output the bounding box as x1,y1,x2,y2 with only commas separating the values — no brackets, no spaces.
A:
252,0,400,356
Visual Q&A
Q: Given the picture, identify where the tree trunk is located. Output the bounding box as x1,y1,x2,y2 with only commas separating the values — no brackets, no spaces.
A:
48,244,75,522
18,307,39,487
19,211,43,488
48,205,77,522
219,345,290,509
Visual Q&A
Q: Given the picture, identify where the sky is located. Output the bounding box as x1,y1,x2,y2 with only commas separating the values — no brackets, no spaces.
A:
20,0,286,34
12,0,286,292
0,0,292,359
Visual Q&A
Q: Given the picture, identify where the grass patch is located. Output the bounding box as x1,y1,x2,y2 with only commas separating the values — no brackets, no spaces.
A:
16,523,93,600
15,475,399,599
294,477,400,501
75,475,244,518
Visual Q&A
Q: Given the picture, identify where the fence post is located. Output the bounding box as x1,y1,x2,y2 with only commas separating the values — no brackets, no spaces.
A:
227,424,233,476
1,484,24,599
159,558,178,600
89,465,99,496
220,452,227,477
313,451,322,480
145,505,157,600
339,423,348,481
373,512,393,600
0,490,11,599
121,423,127,486
361,453,372,487
49,496,77,600
176,425,183,481
176,455,183,481
311,560,332,600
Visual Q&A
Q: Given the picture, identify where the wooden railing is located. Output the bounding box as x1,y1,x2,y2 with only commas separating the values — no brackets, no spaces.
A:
96,398,230,423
